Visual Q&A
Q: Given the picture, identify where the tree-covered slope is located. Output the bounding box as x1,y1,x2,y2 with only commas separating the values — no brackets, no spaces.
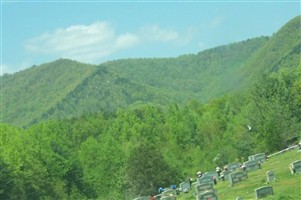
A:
240,15,301,84
1,15,300,127
1,37,268,127
1,59,96,126
37,67,174,124
105,36,268,102
1,15,300,200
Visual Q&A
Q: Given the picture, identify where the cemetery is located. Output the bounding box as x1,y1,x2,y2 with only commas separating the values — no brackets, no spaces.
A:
195,183,215,194
243,160,261,172
179,181,191,192
266,170,275,183
229,170,248,186
196,190,219,200
289,160,301,174
248,153,267,163
132,147,301,200
202,171,218,179
254,186,273,199
197,176,215,185
227,162,241,172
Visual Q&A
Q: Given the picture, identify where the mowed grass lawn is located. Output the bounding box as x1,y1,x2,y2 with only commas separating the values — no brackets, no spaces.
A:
177,148,301,200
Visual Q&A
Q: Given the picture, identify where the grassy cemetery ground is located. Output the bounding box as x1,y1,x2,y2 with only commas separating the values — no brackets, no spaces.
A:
177,149,301,200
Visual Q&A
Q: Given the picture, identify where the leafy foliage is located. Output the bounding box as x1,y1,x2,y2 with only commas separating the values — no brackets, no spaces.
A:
0,15,300,200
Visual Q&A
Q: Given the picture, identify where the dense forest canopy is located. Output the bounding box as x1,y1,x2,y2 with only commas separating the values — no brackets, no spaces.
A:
1,15,300,200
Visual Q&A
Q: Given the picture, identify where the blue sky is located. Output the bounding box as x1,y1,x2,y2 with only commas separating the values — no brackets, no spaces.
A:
1,0,300,75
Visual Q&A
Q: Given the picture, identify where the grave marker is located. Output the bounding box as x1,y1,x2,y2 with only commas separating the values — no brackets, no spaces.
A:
195,183,214,194
243,160,261,172
229,170,248,186
203,171,218,179
196,190,218,200
249,153,266,162
266,170,275,183
227,163,241,172
197,176,214,185
179,181,191,192
253,153,266,163
289,160,301,174
220,170,231,181
255,186,273,199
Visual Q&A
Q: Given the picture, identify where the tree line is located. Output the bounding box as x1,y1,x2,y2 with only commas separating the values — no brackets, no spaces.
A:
1,66,300,199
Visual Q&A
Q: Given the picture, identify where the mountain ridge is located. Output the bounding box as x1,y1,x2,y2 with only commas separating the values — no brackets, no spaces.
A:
1,15,300,127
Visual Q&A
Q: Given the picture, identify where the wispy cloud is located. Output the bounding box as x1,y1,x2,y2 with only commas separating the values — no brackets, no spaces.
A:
209,16,225,28
24,22,139,62
139,25,179,42
24,21,194,63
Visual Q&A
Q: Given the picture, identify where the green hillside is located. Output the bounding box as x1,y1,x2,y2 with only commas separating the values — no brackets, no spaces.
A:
1,16,300,127
0,15,300,200
241,15,301,85
1,59,96,126
105,36,268,102
39,67,173,123
1,36,268,127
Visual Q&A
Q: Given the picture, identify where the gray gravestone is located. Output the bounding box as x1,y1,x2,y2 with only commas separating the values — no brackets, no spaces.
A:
243,160,261,172
179,181,191,192
255,186,273,199
229,170,248,186
266,170,275,182
253,153,266,162
227,163,241,172
196,191,218,200
197,176,214,185
236,197,243,200
220,170,231,180
289,160,301,174
195,183,214,194
203,171,218,179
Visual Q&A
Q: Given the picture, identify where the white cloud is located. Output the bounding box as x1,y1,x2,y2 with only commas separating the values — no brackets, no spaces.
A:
24,22,127,62
114,33,140,50
139,25,179,42
24,21,195,63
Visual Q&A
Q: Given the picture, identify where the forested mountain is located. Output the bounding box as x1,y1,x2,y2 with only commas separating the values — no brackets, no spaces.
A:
2,16,299,127
1,36,268,127
241,15,301,83
1,59,96,126
1,15,300,200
